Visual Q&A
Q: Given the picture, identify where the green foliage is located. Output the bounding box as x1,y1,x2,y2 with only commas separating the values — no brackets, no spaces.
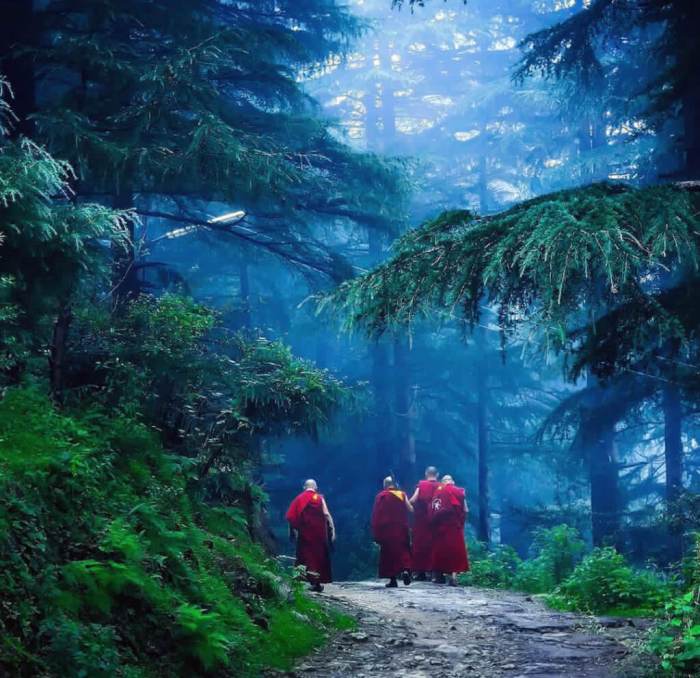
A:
460,526,669,619
18,1,407,277
649,536,700,674
513,525,586,594
0,387,339,676
459,541,522,589
460,526,585,592
515,0,700,162
548,547,669,616
72,294,349,483
248,590,356,672
326,184,700,347
0,78,127,365
0,77,352,667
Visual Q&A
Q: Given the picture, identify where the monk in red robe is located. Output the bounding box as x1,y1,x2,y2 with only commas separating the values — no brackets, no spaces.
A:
371,476,413,588
430,474,469,586
408,465,440,580
285,479,335,592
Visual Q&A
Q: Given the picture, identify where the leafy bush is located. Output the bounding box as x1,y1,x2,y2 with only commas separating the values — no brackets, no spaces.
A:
0,388,342,676
649,536,700,674
460,525,584,592
548,547,669,615
73,295,348,475
459,542,522,589
513,525,585,594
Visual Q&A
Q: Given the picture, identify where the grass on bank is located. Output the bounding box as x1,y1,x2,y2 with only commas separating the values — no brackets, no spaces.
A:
0,387,349,677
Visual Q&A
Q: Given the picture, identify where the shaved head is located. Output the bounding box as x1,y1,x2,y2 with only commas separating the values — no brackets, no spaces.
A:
383,476,395,489
303,479,318,490
425,466,438,479
442,475,454,485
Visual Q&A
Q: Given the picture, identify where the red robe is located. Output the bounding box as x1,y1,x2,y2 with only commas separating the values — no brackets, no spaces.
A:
285,490,332,583
430,484,470,573
371,489,412,578
411,479,438,571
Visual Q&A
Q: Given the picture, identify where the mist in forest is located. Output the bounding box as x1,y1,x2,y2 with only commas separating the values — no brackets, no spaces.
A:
112,0,697,579
2,0,699,673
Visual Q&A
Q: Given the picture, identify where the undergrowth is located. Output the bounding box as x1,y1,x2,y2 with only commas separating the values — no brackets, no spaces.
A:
0,387,344,676
460,524,700,674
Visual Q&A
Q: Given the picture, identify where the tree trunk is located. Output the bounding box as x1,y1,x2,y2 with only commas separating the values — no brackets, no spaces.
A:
476,172,492,541
663,382,684,561
0,0,36,135
585,414,619,547
582,376,621,547
367,225,393,484
393,332,416,487
577,111,608,183
476,331,490,543
681,3,700,180
49,304,72,403
682,91,700,179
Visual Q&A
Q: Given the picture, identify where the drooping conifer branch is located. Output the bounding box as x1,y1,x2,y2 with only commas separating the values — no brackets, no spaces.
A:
323,183,700,353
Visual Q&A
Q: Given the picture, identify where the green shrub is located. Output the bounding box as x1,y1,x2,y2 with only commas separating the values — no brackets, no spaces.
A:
459,542,522,589
460,525,584,593
513,524,585,593
0,388,337,676
649,590,700,674
649,536,700,673
548,547,668,615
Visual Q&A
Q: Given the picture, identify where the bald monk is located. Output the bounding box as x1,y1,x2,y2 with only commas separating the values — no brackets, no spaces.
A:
286,479,335,592
371,476,413,588
409,466,440,581
430,475,469,586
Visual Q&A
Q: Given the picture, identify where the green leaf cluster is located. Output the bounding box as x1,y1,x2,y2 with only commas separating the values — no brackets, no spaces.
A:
548,547,669,616
326,183,699,341
0,387,343,676
649,536,700,673
460,524,586,593
0,77,128,364
20,0,407,273
460,525,669,616
70,293,349,479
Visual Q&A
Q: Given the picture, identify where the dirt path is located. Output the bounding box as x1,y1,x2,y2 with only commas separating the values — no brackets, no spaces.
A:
289,581,656,677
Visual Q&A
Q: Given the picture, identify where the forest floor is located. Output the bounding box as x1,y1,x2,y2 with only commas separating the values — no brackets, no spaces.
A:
277,581,658,677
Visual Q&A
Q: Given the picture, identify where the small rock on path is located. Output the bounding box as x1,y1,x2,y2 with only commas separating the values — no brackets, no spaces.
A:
281,581,657,677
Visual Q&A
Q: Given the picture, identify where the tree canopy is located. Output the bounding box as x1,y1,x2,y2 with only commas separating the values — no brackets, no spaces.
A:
325,182,699,359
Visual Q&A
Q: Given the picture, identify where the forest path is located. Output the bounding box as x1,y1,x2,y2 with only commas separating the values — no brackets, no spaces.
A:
290,581,656,677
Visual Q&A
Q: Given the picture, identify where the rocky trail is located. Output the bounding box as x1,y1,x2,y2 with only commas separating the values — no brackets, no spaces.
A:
286,581,657,677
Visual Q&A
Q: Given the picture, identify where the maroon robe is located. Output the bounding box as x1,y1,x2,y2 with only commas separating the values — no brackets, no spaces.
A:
371,489,412,578
286,490,332,583
430,484,470,573
411,479,438,571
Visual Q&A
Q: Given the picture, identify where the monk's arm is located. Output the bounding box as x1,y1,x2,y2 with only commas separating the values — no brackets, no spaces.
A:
408,487,420,505
404,495,414,512
322,499,336,541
